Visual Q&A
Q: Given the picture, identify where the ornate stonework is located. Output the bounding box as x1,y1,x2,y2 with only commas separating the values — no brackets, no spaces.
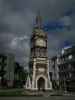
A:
25,13,52,90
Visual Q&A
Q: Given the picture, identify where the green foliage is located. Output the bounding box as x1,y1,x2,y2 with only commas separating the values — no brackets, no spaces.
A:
14,62,28,87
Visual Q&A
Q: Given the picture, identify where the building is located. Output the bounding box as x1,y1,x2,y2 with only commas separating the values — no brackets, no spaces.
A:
0,54,7,87
0,53,15,87
5,53,15,87
57,46,75,92
25,13,52,91
49,56,59,90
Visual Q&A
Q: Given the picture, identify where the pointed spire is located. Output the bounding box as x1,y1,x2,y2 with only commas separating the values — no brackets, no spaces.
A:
35,11,42,29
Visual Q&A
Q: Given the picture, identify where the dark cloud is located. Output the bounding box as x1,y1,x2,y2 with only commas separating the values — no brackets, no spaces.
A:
0,0,75,68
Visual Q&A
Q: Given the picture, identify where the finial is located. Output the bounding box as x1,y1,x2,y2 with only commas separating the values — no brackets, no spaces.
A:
35,11,42,29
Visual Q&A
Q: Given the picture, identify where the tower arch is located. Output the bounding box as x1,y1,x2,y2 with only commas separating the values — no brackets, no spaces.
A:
36,75,47,90
37,77,45,91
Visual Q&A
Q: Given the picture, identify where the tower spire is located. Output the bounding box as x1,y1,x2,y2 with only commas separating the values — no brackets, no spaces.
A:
35,11,42,29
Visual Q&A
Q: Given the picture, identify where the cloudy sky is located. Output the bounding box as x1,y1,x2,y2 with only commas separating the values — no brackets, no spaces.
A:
0,0,75,69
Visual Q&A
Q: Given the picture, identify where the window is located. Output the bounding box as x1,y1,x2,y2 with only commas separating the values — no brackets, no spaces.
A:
68,55,72,60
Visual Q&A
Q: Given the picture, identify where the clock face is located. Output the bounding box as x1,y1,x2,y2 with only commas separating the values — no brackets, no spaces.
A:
36,38,46,47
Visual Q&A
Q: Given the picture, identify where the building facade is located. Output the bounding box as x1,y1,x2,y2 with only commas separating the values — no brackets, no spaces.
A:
49,45,75,92
25,14,52,90
0,53,15,87
0,54,7,87
5,53,15,87
57,46,75,92
49,56,59,90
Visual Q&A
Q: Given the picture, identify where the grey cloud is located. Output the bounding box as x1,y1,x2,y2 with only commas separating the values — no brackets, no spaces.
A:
0,0,75,68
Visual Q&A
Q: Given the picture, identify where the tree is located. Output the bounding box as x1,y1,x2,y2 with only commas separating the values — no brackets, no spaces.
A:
14,62,28,88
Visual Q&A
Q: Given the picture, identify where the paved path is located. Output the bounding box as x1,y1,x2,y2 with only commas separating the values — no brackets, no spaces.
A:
0,96,75,100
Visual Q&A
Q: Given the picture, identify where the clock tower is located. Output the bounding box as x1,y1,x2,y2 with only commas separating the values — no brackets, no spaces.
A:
25,13,52,90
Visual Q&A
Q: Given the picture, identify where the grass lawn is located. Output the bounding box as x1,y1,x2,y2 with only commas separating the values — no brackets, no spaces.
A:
0,89,74,97
0,89,24,96
0,89,43,96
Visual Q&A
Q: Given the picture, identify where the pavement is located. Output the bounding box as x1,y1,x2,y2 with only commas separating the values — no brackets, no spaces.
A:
0,96,75,100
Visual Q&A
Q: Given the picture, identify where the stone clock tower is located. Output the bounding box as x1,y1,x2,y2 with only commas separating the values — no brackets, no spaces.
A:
25,13,52,90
